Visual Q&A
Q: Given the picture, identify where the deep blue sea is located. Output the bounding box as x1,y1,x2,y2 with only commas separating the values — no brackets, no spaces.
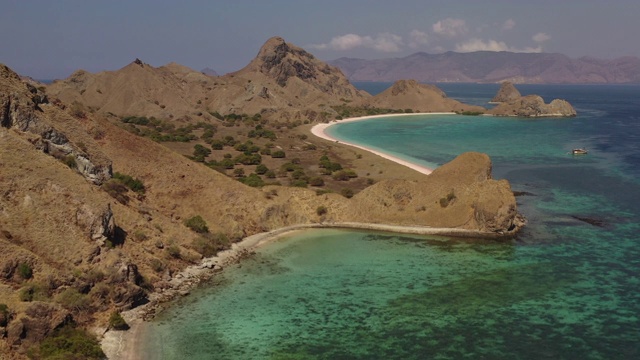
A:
139,83,640,359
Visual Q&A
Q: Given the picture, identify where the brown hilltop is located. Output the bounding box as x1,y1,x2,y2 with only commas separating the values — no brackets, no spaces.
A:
361,79,486,113
208,36,367,118
47,59,215,121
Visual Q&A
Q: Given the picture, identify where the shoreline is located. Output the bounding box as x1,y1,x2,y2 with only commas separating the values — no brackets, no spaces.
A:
310,112,458,175
101,221,514,359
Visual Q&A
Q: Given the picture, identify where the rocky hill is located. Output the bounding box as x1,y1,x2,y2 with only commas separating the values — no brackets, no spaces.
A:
490,81,521,103
47,37,368,123
1,58,522,359
487,82,576,117
361,79,486,113
330,51,640,84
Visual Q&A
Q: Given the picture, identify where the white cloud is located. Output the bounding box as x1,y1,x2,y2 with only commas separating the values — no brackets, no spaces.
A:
502,19,516,30
432,18,468,37
310,33,403,52
408,30,429,49
532,32,550,43
455,38,542,53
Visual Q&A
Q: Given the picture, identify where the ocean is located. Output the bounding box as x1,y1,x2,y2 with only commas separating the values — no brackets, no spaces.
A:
138,83,640,359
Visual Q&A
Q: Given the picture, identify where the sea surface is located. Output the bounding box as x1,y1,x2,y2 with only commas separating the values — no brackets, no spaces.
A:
139,83,640,359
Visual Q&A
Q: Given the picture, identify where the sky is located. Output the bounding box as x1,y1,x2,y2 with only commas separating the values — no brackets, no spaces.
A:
1,0,639,79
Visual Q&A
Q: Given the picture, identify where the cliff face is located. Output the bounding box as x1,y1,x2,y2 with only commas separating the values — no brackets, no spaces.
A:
361,79,486,113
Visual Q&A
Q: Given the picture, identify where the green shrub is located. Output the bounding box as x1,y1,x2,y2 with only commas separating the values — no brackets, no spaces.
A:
109,312,130,330
184,215,209,233
33,325,105,360
112,172,145,194
192,144,212,162
192,233,230,257
240,173,265,187
255,164,269,175
18,263,33,280
271,150,286,158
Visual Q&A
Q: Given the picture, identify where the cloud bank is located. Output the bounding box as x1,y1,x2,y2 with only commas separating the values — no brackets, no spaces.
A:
310,18,551,55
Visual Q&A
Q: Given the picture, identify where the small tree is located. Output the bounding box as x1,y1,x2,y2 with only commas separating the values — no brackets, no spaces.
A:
184,215,209,233
109,312,130,330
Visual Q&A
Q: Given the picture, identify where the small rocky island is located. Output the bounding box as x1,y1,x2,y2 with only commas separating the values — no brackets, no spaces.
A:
488,81,577,117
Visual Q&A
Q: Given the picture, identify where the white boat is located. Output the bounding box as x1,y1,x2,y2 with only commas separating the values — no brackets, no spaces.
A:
572,148,588,155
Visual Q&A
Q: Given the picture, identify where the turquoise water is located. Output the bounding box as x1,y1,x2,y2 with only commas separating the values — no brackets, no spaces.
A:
140,84,640,359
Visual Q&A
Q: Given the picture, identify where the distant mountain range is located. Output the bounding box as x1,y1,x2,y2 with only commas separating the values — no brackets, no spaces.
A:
329,51,640,84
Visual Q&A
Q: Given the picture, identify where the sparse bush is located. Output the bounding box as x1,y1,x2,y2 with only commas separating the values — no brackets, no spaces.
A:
62,155,77,169
309,177,325,187
56,288,90,311
0,304,9,327
439,191,457,208
316,206,328,216
18,263,33,280
184,215,209,233
132,230,148,242
192,233,230,257
150,259,165,273
102,180,130,204
113,172,145,194
19,284,47,302
341,188,354,198
33,325,105,360
192,144,212,162
109,312,130,330
167,245,181,259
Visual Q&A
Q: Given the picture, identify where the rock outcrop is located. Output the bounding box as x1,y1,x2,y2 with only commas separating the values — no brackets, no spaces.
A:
490,81,521,103
489,95,577,117
361,79,486,113
1,64,112,184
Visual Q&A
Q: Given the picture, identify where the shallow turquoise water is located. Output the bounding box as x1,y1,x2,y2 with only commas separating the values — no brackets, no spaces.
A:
140,84,640,359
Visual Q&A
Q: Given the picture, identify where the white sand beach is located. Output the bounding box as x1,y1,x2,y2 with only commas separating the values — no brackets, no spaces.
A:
311,113,456,175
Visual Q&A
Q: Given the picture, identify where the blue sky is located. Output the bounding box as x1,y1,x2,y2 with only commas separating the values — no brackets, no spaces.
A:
1,0,638,79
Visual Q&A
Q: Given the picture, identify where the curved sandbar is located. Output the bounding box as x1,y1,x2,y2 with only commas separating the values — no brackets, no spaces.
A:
311,113,457,175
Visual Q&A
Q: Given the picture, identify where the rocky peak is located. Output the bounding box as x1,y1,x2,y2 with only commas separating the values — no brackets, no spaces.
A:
252,36,319,87
491,81,521,103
